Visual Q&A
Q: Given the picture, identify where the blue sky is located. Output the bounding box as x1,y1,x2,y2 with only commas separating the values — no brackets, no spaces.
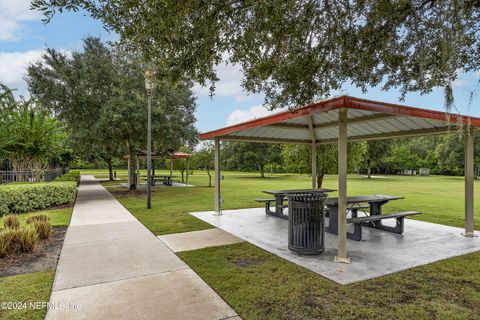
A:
1,0,480,134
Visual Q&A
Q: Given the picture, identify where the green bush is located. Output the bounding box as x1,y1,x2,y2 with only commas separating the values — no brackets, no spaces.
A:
32,221,53,240
4,215,20,230
0,182,77,215
55,170,80,185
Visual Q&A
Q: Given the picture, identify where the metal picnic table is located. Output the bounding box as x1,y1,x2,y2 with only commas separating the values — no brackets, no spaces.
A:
324,195,404,237
148,175,179,186
261,189,335,219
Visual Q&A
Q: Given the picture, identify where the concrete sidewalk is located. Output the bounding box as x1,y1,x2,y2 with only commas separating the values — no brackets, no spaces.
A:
47,175,238,320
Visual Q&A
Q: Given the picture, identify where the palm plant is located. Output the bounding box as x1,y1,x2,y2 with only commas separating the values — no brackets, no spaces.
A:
0,83,66,181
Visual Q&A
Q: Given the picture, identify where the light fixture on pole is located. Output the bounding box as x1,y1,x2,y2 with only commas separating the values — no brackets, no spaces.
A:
145,70,154,209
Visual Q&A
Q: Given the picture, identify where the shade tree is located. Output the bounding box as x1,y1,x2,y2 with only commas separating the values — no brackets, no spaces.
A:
33,1,480,110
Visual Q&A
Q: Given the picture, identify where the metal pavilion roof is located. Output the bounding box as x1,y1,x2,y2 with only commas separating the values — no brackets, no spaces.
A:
199,96,480,144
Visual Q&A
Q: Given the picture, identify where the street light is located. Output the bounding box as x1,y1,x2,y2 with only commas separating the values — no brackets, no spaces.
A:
145,70,154,209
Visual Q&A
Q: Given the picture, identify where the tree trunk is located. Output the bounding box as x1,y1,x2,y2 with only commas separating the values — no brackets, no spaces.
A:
317,173,325,188
152,159,155,176
108,159,114,181
181,170,184,182
207,171,212,187
129,151,137,191
260,165,264,178
367,159,372,179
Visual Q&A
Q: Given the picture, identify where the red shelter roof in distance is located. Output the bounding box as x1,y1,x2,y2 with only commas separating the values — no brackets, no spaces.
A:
170,152,191,159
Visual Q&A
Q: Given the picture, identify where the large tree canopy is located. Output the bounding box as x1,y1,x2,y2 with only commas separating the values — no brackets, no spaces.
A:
32,1,480,109
26,38,198,187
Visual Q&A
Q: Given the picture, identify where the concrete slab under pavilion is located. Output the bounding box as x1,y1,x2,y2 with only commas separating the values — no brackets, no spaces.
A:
191,208,480,285
200,95,480,263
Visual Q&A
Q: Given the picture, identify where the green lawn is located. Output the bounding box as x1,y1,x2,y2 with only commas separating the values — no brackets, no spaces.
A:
90,169,480,319
86,169,480,234
179,243,480,320
0,207,73,230
0,271,55,320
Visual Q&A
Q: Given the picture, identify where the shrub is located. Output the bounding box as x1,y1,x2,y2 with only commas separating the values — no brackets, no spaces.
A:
0,182,77,215
55,170,80,185
32,221,53,240
3,215,20,230
26,214,50,225
0,231,12,257
0,227,39,254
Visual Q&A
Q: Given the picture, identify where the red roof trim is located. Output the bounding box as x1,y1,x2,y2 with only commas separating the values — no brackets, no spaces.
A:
200,96,345,139
199,95,480,140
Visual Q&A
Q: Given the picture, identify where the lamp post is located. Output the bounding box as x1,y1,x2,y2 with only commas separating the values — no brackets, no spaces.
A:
145,70,154,209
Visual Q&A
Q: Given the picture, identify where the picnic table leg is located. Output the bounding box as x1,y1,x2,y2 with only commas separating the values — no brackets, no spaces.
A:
367,201,388,229
275,195,284,217
325,206,338,235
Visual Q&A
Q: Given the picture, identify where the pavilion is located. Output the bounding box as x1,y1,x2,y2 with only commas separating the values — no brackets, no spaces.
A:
124,151,192,186
199,95,479,264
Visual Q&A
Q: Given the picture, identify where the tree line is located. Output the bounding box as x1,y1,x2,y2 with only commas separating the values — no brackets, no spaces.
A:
191,133,480,187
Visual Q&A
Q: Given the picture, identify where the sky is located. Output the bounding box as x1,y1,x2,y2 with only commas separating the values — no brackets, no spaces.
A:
1,0,480,134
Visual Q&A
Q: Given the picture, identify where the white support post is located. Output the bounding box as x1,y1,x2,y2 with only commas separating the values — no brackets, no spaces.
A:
308,116,317,189
214,138,222,215
464,126,475,237
335,109,350,263
185,158,189,186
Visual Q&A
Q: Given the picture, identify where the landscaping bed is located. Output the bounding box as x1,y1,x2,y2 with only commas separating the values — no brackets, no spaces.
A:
0,227,66,277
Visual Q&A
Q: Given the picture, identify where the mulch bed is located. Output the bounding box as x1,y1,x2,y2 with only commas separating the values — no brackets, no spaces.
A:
0,227,67,278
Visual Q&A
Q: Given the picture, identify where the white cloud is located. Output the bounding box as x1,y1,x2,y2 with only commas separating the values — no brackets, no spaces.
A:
227,104,286,126
0,0,41,41
193,62,263,102
0,50,45,97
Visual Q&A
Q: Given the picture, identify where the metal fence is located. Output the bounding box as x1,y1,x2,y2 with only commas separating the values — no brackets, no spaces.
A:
0,168,67,184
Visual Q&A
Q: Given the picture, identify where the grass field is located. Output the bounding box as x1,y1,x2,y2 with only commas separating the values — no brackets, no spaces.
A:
82,169,480,233
85,169,480,319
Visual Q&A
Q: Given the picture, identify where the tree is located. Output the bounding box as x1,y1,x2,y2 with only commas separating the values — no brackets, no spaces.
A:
27,38,198,190
193,142,215,187
0,91,66,180
27,37,121,180
222,142,281,177
364,141,390,178
383,145,420,174
33,1,480,110
281,142,366,187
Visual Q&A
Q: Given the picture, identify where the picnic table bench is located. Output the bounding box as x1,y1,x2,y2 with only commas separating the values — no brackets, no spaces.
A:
325,195,421,240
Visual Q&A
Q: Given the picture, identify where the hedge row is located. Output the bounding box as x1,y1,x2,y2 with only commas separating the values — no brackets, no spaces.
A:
0,181,77,215
55,170,81,184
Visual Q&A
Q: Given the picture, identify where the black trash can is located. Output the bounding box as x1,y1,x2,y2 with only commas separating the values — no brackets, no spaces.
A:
287,193,327,255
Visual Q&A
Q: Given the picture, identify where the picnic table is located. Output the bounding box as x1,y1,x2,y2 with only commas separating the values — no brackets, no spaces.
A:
146,175,179,186
257,192,421,241
259,189,335,219
325,195,420,240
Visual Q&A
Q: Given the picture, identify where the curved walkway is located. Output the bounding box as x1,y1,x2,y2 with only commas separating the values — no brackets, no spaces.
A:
47,175,238,320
